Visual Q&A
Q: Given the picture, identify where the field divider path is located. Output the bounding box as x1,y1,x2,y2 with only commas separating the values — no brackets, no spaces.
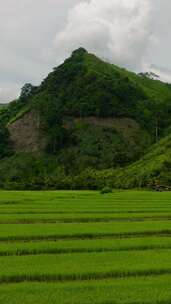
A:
1,230,171,243
2,210,171,215
2,244,171,256
2,216,171,224
1,268,171,284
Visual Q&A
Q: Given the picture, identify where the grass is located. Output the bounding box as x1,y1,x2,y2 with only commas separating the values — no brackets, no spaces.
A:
2,249,171,283
1,236,171,256
1,190,171,302
3,275,171,304
0,220,171,241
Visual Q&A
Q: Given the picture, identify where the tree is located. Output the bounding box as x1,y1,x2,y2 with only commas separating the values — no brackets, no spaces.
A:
20,83,37,101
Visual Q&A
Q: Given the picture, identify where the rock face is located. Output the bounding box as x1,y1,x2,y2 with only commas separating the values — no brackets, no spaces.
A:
8,111,46,152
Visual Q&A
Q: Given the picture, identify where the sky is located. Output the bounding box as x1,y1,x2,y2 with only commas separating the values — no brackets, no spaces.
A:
0,0,171,103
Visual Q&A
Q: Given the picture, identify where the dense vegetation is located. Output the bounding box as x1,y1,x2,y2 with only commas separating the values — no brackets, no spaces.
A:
0,48,171,189
1,191,171,303
0,120,11,158
32,48,171,139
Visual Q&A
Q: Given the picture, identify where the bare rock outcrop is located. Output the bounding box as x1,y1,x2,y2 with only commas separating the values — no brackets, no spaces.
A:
8,111,46,152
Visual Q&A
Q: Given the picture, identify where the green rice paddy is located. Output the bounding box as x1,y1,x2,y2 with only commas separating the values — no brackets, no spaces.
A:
1,190,171,303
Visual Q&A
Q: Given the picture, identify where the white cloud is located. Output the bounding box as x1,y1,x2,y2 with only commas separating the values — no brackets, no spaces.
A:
55,0,153,69
0,0,80,102
0,0,170,102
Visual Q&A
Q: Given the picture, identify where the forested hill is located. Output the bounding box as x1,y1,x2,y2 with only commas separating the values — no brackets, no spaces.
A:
0,48,171,189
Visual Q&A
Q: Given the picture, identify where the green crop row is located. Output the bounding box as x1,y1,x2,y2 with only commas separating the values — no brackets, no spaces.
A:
2,204,171,212
0,220,171,241
1,212,171,224
0,249,171,283
1,190,171,207
1,275,171,304
0,236,171,256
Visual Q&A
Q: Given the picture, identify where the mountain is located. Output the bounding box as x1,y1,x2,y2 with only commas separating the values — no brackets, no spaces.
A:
0,48,171,189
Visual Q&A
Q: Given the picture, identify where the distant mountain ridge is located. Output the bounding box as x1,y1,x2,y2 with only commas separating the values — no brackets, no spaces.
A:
0,48,171,189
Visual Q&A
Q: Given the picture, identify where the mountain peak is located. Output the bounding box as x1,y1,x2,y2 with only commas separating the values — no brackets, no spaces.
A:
71,47,88,57
1,49,171,189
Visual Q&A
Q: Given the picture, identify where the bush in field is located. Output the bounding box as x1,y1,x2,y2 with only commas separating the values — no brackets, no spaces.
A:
100,186,113,194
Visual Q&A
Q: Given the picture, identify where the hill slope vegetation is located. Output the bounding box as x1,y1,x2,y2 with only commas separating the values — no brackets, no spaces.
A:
0,48,171,189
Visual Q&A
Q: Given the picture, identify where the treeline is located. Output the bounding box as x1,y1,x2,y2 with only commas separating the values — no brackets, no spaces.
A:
0,150,170,190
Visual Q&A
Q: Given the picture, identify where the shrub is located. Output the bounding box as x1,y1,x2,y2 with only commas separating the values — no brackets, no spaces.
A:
100,186,113,194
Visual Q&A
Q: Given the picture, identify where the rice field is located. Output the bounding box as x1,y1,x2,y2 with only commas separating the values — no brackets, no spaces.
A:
1,190,171,303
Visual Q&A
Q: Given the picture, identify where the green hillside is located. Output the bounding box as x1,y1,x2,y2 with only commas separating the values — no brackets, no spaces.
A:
0,48,171,189
32,48,171,137
112,133,171,189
